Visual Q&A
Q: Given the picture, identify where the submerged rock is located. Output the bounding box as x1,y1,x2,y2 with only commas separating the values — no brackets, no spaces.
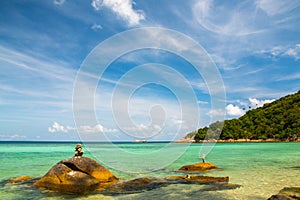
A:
268,187,300,200
34,157,118,194
179,162,218,172
166,175,229,184
198,183,241,191
103,177,169,194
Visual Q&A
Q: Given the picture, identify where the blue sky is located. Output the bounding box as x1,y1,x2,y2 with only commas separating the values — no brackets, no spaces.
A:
0,0,300,141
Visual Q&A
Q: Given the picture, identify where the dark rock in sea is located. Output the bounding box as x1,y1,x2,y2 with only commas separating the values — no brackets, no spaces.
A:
268,187,300,200
290,166,300,170
34,157,118,194
103,177,169,194
179,162,218,172
198,183,241,191
166,175,229,184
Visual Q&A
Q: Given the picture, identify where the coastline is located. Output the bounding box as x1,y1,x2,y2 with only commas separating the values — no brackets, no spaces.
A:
175,138,300,143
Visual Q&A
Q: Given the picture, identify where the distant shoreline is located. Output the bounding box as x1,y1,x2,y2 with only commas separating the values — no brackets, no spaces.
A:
175,138,300,143
0,139,299,144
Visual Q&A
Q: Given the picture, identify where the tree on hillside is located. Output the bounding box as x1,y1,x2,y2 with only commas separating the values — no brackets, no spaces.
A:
186,90,300,141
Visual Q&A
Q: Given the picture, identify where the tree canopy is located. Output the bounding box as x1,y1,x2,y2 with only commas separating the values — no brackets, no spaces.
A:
186,90,300,141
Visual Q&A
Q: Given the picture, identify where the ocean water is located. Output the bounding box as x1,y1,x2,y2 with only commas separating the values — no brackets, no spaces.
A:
0,142,299,200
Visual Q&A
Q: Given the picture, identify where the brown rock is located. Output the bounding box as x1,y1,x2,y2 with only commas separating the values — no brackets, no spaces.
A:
61,157,118,183
268,187,300,200
179,162,218,172
198,183,241,191
8,176,32,183
166,175,229,184
34,157,118,194
268,194,293,200
103,177,168,194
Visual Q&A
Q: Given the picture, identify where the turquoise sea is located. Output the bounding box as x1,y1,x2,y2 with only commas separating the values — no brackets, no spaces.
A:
0,142,299,200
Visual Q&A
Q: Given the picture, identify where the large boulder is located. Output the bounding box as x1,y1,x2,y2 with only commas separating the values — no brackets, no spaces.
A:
34,157,118,194
179,162,218,172
61,157,118,183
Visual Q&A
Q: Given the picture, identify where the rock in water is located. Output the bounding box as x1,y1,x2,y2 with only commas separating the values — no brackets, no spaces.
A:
34,157,118,194
268,187,300,200
179,162,218,172
103,177,169,194
61,157,118,183
166,175,229,184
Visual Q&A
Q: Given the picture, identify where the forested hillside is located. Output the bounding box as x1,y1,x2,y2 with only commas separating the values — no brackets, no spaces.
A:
186,90,300,141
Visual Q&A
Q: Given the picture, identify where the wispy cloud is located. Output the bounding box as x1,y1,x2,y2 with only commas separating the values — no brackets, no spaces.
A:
0,84,60,99
255,0,300,16
0,134,26,139
277,72,300,81
91,0,145,26
192,0,267,36
258,44,300,60
0,45,76,82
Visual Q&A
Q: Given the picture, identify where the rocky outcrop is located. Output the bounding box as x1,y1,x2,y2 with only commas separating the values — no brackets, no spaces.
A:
103,177,168,194
34,157,118,194
268,187,300,200
166,175,229,184
32,156,237,195
179,162,218,172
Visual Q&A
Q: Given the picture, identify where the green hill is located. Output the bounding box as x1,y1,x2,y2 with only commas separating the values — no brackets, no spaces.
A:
186,90,300,142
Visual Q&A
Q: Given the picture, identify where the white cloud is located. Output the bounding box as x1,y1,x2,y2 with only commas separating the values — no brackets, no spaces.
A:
54,0,66,5
225,104,245,116
124,123,161,132
91,0,103,10
77,124,104,133
122,123,162,139
48,122,117,134
48,121,68,133
284,44,300,60
91,23,103,30
259,44,300,60
10,134,27,139
225,97,275,117
249,98,275,108
91,0,145,26
0,134,27,139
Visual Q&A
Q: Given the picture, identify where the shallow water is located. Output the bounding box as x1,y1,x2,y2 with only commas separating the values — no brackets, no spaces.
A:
0,142,299,199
